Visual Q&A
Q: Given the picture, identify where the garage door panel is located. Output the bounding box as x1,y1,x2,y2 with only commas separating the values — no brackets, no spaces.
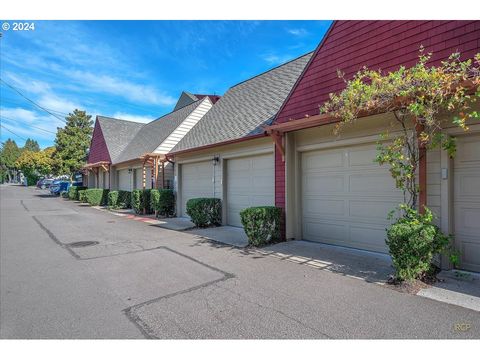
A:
304,150,344,169
301,144,402,253
454,134,480,272
304,220,347,242
348,148,378,167
181,162,212,217
304,199,345,216
349,173,400,194
455,171,480,200
226,154,274,227
349,200,398,221
304,175,345,194
349,225,388,253
118,169,130,191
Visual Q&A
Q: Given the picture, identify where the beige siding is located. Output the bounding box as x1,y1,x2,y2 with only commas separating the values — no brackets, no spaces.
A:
174,137,274,223
427,148,441,224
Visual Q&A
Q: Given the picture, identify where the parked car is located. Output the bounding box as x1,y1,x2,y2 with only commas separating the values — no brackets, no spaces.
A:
50,180,70,196
37,178,54,189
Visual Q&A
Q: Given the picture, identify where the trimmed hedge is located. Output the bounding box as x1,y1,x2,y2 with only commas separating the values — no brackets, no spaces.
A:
108,190,131,209
78,189,87,203
131,189,153,214
150,189,175,217
240,206,282,246
84,188,109,206
186,198,221,228
386,206,454,281
68,185,87,200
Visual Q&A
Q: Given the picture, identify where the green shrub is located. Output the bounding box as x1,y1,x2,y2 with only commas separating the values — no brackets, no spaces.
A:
78,189,87,203
386,205,456,281
108,191,119,209
131,189,143,214
240,206,282,246
150,189,175,217
108,190,131,209
26,174,40,186
143,189,152,214
186,198,221,227
68,186,87,200
84,188,109,206
131,189,153,214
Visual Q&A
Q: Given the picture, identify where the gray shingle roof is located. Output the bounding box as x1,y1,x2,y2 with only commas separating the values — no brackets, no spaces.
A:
173,91,199,111
114,100,203,164
171,52,313,153
97,116,144,163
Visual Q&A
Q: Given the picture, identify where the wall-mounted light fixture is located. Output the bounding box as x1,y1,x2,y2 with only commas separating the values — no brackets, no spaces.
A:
212,156,220,166
128,168,133,174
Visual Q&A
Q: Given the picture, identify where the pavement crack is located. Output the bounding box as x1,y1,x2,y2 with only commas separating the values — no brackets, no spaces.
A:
31,215,80,259
20,200,29,212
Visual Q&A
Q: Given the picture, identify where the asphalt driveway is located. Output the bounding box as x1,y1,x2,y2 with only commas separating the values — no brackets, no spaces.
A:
1,184,479,339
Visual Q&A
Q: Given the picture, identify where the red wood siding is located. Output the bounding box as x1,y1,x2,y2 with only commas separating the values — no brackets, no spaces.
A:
274,20,480,238
88,119,111,164
276,20,480,125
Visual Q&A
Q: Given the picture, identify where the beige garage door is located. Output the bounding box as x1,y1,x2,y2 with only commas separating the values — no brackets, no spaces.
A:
181,161,212,217
118,169,130,191
301,144,404,253
226,153,274,227
454,134,480,272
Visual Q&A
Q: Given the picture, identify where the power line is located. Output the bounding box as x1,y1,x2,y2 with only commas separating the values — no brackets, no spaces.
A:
0,79,67,123
0,97,70,116
0,124,27,141
0,115,57,134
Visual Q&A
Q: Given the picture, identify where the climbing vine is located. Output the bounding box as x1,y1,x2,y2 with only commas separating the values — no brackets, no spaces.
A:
321,47,480,209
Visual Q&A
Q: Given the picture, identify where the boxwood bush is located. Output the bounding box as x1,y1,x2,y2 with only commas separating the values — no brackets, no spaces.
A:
240,206,282,246
150,189,175,217
85,188,109,206
386,205,456,281
78,189,87,203
131,189,153,214
68,185,87,200
108,190,131,209
186,198,221,227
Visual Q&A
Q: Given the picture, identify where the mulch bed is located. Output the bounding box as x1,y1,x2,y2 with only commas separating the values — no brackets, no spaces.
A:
384,266,442,295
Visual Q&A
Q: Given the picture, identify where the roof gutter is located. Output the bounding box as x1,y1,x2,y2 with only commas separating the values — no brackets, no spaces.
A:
167,133,267,157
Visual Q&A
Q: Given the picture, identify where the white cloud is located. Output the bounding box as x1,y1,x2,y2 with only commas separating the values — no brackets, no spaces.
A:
69,71,176,106
37,94,80,115
1,107,61,141
262,53,294,66
287,28,309,37
112,112,153,124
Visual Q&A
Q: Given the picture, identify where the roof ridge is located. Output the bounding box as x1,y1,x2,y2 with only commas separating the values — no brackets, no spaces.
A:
230,51,314,89
97,115,146,125
151,98,205,123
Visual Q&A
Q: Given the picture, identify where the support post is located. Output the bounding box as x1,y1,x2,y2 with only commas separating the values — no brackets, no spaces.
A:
417,122,427,213
162,161,165,189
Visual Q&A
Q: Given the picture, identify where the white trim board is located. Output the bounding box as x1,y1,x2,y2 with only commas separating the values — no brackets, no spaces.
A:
153,97,213,154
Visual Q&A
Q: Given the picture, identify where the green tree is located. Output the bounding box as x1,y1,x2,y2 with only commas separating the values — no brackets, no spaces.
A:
23,138,40,152
15,149,54,177
54,109,93,178
0,138,22,182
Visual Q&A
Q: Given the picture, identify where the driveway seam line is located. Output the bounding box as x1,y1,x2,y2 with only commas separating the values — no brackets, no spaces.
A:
31,215,81,259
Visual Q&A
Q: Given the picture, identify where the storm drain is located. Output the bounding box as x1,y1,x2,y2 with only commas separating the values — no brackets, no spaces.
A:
67,241,99,248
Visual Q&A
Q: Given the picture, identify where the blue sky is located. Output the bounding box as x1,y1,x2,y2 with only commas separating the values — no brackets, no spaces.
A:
0,20,331,148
